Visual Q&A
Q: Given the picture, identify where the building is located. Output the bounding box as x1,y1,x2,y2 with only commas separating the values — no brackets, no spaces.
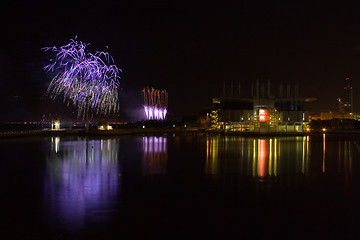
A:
310,112,359,121
97,122,113,130
338,77,353,113
311,77,358,121
51,120,61,130
210,80,316,133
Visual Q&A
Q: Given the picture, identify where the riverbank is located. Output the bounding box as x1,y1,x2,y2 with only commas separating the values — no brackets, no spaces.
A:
4,127,360,139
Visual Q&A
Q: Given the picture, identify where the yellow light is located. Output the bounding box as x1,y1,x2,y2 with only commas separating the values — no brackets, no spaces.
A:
306,128,310,132
322,128,326,132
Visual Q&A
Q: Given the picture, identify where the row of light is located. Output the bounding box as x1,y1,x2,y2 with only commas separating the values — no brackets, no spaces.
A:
306,127,326,132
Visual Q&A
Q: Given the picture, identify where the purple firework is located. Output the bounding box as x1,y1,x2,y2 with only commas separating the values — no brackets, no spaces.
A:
42,37,121,117
142,87,168,120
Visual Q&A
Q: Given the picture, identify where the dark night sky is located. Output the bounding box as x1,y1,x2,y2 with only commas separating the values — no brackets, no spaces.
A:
2,0,360,121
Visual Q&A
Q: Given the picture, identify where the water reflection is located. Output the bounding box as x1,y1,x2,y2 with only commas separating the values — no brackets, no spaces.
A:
45,137,120,229
50,136,60,153
322,133,326,173
334,139,356,176
206,135,310,179
142,136,168,175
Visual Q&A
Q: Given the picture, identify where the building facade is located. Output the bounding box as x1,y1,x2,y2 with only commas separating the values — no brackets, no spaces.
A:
210,80,315,133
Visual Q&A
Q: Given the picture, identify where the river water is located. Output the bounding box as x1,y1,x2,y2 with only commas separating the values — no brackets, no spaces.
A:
1,133,360,239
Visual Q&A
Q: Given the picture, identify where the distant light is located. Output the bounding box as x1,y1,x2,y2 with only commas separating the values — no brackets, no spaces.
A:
184,125,187,127
322,128,326,132
173,125,175,128
52,120,60,130
142,125,145,129
306,128,310,132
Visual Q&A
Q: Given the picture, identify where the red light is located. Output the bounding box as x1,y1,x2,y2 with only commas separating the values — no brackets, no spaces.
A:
258,139,267,177
259,109,269,122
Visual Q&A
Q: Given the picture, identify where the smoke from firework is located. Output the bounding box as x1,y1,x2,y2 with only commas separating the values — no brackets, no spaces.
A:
142,87,168,120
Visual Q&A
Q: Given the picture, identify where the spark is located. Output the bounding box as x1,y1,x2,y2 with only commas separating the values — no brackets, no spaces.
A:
42,37,121,117
142,87,168,120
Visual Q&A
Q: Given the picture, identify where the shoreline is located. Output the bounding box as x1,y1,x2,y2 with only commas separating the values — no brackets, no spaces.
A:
2,128,360,139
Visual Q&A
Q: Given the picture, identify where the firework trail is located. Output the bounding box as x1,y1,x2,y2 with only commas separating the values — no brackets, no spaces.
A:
42,37,121,117
142,87,168,120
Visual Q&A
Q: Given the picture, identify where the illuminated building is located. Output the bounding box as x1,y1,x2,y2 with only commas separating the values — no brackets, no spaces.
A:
342,77,353,113
310,78,359,122
97,122,113,130
210,80,316,132
51,120,61,130
336,78,353,115
337,77,353,114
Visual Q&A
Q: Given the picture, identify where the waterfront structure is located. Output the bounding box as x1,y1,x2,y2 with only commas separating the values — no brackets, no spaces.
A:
210,80,316,133
97,122,113,130
51,120,61,130
310,112,359,121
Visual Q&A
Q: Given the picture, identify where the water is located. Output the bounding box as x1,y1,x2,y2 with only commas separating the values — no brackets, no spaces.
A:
1,133,360,239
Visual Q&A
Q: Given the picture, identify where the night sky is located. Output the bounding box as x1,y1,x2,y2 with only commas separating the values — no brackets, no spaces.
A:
2,0,360,121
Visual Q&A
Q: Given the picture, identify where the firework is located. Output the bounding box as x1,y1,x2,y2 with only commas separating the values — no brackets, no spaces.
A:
142,87,168,120
42,37,121,117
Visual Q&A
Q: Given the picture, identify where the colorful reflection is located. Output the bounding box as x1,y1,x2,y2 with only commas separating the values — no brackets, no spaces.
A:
142,136,168,175
45,137,120,229
205,136,310,178
257,139,268,177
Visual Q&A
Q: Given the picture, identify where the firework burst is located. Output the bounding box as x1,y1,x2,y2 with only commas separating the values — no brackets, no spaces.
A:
142,87,168,120
42,37,121,117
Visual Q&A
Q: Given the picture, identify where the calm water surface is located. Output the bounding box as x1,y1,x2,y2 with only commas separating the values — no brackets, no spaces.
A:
1,133,360,239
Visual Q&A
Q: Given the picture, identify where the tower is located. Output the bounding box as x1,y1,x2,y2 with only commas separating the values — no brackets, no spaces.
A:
343,77,353,113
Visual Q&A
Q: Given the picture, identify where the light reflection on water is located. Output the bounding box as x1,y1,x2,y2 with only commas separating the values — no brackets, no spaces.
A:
206,135,312,178
142,136,168,175
44,137,121,229
205,134,360,181
39,134,360,236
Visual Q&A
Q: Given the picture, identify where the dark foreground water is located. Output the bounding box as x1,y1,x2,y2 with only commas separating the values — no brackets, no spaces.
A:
1,133,360,239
